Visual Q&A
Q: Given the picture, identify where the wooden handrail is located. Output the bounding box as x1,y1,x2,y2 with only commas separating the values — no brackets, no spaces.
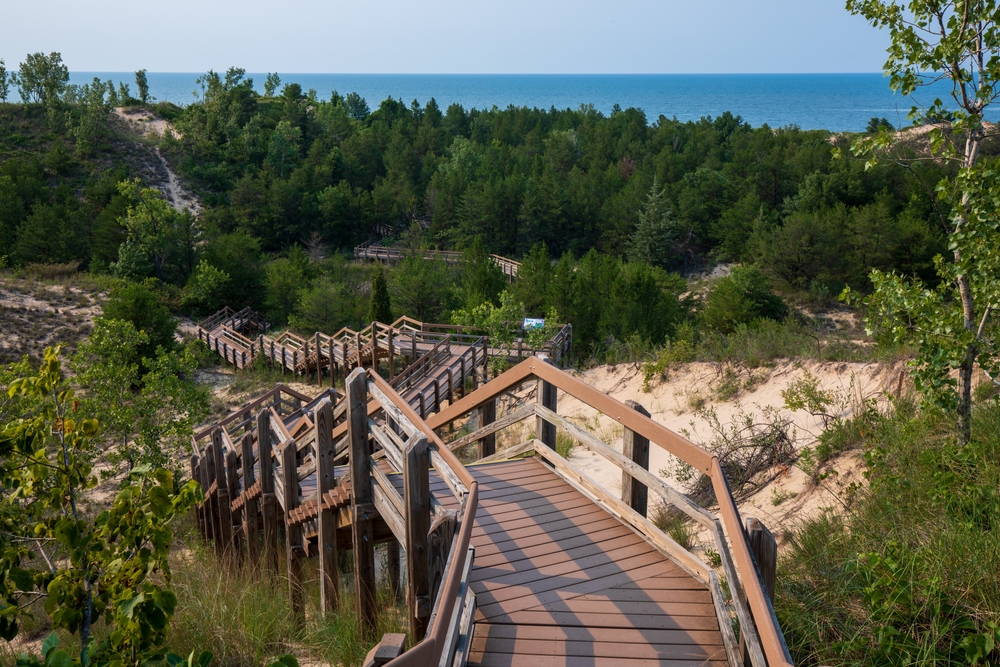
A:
424,356,792,667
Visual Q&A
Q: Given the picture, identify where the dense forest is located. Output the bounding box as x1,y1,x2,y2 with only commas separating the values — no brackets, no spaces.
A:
0,56,962,359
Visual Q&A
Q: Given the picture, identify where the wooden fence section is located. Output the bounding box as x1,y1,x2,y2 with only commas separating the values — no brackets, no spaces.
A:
189,351,793,667
353,244,521,280
196,307,573,382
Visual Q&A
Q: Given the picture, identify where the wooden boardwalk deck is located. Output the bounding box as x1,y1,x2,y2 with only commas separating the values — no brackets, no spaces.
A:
395,457,728,667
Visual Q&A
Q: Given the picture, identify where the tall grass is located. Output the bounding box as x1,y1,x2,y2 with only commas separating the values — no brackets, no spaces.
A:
775,398,1000,666
168,529,408,666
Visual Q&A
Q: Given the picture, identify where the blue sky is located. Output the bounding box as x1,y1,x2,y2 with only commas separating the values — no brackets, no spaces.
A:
2,0,887,74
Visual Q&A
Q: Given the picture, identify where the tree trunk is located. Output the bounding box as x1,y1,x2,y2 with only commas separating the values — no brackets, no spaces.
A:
954,129,983,445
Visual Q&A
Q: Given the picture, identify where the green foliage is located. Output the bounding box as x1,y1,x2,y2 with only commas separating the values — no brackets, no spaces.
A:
845,0,1000,444
627,178,676,269
368,265,392,324
112,179,199,283
459,237,505,311
134,70,150,106
641,337,696,390
264,257,306,326
387,254,456,323
776,399,1000,666
102,281,177,361
0,59,10,103
16,52,68,105
0,348,202,664
702,265,788,333
183,260,231,316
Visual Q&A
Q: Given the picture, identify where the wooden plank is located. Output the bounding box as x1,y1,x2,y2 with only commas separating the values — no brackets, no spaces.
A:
622,400,651,517
405,433,432,639
539,448,711,583
473,622,725,646
315,398,340,615
469,636,725,660
347,368,377,632
482,609,720,632
373,479,407,546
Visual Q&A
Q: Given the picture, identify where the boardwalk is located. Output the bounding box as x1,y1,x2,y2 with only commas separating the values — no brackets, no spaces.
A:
192,308,792,667
406,458,728,667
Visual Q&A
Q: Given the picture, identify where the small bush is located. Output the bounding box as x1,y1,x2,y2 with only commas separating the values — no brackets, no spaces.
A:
702,265,788,334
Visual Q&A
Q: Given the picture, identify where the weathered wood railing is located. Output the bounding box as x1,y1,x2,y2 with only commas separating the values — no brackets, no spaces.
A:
427,355,794,667
353,244,521,279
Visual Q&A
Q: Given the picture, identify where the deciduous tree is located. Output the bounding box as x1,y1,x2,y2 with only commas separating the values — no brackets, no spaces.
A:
845,0,1000,443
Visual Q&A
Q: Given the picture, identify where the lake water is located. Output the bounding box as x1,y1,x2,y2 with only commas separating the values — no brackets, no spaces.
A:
70,72,984,133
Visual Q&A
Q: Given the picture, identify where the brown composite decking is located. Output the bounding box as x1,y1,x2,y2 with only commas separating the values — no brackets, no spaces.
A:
411,457,728,667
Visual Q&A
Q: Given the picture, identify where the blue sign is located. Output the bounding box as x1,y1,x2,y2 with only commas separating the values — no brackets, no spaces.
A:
524,318,545,330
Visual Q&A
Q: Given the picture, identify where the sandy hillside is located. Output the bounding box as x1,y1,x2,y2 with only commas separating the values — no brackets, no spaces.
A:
550,359,901,539
112,107,202,215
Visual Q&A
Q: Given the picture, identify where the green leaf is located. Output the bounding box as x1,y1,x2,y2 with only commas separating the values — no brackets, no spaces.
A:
41,631,59,657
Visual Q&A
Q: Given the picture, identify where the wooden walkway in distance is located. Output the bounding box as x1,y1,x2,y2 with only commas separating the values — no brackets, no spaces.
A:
396,457,728,667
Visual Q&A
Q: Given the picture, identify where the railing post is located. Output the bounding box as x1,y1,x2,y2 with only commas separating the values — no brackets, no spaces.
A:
411,332,417,362
257,409,279,574
347,368,377,631
200,450,217,544
211,428,234,557
314,398,340,615
479,399,496,459
240,432,260,567
225,449,244,565
621,400,652,517
388,328,395,381
387,540,402,602
404,433,431,640
743,517,778,667
314,333,321,385
191,454,205,539
281,438,305,627
329,336,336,388
535,354,558,450
355,331,362,368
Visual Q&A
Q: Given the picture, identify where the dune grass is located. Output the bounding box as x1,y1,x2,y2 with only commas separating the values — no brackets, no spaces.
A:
775,396,1000,666
168,525,408,667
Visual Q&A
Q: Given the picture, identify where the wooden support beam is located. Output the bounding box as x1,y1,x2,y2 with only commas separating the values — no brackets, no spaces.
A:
388,329,394,381
621,400,652,517
257,409,279,574
225,449,244,566
190,454,204,539
314,398,340,615
282,438,305,627
329,336,336,388
478,399,497,459
387,540,402,602
535,354,557,450
404,433,431,640
347,368,377,632
241,432,260,567
211,429,234,558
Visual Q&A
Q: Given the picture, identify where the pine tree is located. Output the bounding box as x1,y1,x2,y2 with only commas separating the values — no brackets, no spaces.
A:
368,265,393,324
627,178,675,268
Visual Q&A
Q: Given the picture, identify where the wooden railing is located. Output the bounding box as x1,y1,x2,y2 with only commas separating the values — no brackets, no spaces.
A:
427,356,794,667
353,244,521,279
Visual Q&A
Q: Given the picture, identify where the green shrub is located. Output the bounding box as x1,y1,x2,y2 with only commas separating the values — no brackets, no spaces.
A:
702,265,788,334
776,399,1000,666
102,280,176,360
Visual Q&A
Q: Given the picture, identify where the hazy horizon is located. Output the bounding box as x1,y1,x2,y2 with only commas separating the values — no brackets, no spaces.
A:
2,0,887,74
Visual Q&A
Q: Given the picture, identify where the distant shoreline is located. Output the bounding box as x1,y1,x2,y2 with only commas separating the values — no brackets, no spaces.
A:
69,71,982,132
